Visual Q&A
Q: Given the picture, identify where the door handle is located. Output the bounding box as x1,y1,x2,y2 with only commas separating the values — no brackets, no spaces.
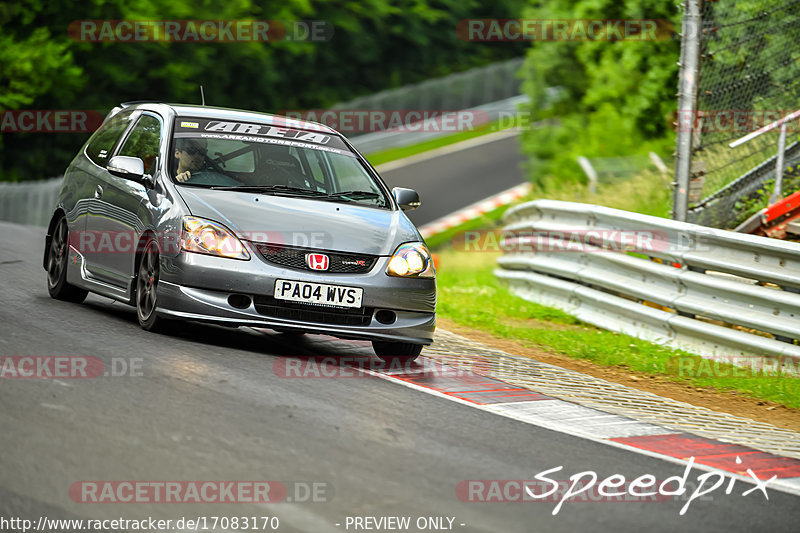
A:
94,185,103,199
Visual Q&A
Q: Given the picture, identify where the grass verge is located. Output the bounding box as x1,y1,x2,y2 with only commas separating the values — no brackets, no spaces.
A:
435,249,800,408
539,169,673,218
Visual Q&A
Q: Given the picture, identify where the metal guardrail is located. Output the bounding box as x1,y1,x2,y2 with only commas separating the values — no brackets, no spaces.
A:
495,199,800,365
0,177,62,227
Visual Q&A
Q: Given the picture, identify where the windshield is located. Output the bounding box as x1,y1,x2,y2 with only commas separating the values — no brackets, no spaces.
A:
171,117,389,208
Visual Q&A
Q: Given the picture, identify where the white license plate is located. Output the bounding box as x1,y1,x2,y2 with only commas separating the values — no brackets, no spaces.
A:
274,279,363,309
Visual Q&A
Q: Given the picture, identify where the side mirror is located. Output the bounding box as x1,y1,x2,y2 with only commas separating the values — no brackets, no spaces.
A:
107,155,152,186
392,187,421,210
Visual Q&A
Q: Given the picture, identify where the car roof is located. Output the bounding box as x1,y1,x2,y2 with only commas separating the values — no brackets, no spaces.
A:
117,101,337,134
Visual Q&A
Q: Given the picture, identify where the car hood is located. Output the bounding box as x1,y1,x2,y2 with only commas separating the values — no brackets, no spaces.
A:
176,187,421,256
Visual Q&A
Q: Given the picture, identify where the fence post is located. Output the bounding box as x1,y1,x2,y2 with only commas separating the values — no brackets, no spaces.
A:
577,156,598,194
770,121,788,204
672,0,702,222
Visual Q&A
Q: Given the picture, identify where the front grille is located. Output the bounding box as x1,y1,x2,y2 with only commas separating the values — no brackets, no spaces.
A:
254,243,378,274
253,296,373,327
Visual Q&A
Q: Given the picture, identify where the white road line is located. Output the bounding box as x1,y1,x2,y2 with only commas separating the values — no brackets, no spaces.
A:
358,365,800,498
374,128,522,173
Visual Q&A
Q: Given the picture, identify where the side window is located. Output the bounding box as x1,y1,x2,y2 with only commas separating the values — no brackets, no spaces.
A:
329,153,369,192
117,114,162,175
85,111,135,167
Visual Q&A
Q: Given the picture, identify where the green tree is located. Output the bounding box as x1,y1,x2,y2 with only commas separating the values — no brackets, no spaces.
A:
0,0,528,181
520,0,681,190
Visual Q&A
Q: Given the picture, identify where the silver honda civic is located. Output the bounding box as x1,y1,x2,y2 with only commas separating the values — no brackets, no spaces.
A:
44,102,436,361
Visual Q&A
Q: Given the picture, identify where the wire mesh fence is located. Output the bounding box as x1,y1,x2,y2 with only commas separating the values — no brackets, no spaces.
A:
331,58,525,120
587,155,663,182
329,57,527,152
685,0,800,227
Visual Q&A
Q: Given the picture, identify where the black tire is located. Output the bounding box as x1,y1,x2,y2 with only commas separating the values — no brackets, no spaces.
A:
372,341,423,364
46,217,88,303
136,239,165,331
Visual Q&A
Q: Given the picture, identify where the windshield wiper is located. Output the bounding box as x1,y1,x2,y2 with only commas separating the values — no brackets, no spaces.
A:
209,185,328,197
324,190,383,201
208,186,384,204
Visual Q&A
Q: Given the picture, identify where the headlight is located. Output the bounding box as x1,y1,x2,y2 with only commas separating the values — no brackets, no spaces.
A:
181,216,250,260
386,242,435,278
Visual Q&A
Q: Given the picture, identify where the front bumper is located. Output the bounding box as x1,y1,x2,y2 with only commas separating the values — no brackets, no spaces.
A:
156,249,436,344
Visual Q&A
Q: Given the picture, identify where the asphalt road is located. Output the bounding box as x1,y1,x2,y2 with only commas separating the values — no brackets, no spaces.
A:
376,132,528,226
1,221,799,533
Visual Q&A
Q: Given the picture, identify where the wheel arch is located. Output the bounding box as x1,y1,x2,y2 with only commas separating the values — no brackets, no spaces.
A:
43,209,67,270
132,229,159,293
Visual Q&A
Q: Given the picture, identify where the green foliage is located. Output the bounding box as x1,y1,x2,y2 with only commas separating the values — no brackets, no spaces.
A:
0,0,527,181
541,168,673,218
520,0,681,191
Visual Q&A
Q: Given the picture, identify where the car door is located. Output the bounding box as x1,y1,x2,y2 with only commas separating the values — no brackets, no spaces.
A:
80,110,137,282
84,112,162,289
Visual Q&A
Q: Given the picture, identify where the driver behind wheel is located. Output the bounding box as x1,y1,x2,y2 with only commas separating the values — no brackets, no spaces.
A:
174,138,208,182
